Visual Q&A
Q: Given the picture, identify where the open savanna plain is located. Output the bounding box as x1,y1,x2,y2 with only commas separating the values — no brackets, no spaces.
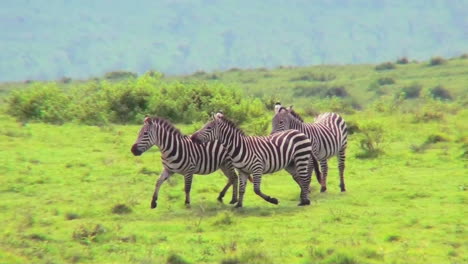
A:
0,57,467,263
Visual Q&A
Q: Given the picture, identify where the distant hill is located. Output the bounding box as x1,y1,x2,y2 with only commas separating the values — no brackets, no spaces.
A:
1,0,467,81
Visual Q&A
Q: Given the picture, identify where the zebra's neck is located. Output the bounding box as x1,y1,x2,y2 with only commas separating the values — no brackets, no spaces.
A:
152,125,187,154
290,117,305,131
219,123,246,161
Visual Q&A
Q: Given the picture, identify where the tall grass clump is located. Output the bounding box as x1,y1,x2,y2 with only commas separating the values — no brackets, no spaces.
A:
429,56,447,66
356,122,385,159
401,83,422,99
375,62,396,71
429,85,452,100
396,57,409,64
377,77,395,85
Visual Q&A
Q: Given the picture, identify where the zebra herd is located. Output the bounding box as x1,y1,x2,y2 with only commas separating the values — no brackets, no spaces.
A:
131,103,348,208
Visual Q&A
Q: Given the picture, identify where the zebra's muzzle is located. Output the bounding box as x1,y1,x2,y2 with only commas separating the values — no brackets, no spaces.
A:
131,144,143,156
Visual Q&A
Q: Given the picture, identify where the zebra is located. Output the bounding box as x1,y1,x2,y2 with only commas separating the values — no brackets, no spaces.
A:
271,103,347,192
131,117,239,208
191,112,321,208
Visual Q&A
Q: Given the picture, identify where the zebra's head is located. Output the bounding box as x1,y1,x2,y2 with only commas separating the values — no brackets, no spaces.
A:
191,112,223,144
271,104,294,134
131,117,155,156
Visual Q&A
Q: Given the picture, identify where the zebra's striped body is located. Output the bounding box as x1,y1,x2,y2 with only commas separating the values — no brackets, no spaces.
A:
271,104,347,192
191,113,320,207
131,117,238,208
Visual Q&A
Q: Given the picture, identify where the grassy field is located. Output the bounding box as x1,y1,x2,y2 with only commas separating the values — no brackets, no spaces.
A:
0,103,467,263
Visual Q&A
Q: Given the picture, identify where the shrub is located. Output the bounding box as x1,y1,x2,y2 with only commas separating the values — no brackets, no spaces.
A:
356,122,385,159
346,121,360,135
396,57,409,64
375,62,396,71
430,85,452,100
112,204,132,214
6,83,71,124
289,72,336,82
425,133,449,144
167,254,190,264
60,77,72,83
293,84,328,97
104,71,137,80
377,77,395,85
72,224,107,245
401,83,422,99
460,53,468,59
325,86,349,98
429,56,447,66
293,85,348,98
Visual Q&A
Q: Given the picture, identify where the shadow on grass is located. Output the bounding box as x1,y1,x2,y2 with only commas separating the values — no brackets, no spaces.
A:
157,199,310,220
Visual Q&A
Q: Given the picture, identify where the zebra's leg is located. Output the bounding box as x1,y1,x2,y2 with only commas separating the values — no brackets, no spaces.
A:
338,148,346,192
184,174,194,207
151,169,174,209
252,172,279,205
220,164,239,204
287,163,311,206
319,159,328,193
235,172,249,208
217,180,232,203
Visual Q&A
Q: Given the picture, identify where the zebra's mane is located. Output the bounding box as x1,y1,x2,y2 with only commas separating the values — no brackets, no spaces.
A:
218,117,245,136
289,110,304,122
278,107,304,123
151,117,185,137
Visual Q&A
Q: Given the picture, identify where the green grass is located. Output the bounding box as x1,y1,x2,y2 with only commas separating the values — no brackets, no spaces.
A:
0,106,467,263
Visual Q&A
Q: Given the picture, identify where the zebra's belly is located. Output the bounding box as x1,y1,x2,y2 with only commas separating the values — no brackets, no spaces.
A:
232,159,288,174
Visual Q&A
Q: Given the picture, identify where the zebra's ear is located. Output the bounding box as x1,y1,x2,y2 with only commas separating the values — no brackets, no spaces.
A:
144,117,151,124
274,102,282,113
287,105,293,110
214,112,224,119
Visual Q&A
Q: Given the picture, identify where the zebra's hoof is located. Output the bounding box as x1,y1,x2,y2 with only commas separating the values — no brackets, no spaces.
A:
217,196,223,203
235,203,243,208
340,185,346,192
269,197,279,205
151,200,157,209
229,199,238,204
298,199,310,206
320,186,327,193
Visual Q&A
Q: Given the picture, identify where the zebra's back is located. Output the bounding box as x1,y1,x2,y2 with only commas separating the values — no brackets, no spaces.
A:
303,112,347,160
162,139,229,175
239,130,312,174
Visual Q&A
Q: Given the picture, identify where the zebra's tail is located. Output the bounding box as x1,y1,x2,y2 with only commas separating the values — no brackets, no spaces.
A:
311,155,321,184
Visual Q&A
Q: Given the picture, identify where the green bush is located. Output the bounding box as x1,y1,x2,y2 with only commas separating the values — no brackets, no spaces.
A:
430,85,452,100
377,77,395,85
356,122,385,159
6,83,71,124
6,74,267,126
375,62,396,71
396,57,409,64
325,86,349,98
401,83,422,99
104,71,138,80
429,57,447,66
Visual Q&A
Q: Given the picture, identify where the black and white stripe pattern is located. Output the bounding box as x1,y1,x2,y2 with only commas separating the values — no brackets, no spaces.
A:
191,113,320,208
131,117,238,208
272,103,347,192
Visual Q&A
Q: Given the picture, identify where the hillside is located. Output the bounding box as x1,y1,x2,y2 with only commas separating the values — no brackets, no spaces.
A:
1,0,468,81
